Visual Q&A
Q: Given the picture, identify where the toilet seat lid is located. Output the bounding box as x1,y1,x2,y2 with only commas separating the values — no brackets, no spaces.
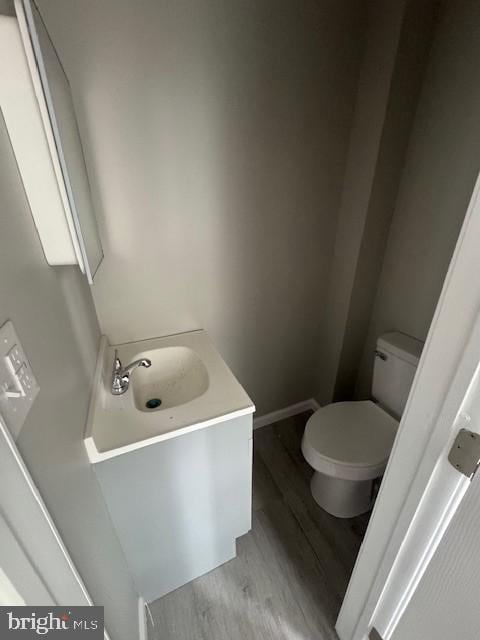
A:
303,401,398,472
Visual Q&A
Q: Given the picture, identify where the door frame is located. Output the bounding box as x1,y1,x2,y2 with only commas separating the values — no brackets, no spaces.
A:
0,414,111,639
0,514,54,605
337,171,480,640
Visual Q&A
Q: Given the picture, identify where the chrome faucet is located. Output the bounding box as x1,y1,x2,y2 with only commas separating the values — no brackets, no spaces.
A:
111,350,152,395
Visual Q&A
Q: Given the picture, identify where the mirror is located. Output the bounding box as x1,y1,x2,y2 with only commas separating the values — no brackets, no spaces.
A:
21,0,103,283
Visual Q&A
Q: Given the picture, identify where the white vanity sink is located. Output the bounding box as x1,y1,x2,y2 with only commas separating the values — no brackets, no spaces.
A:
131,346,209,412
85,330,254,463
85,329,255,601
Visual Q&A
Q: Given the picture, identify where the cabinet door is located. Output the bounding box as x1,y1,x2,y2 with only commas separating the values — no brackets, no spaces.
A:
95,415,253,602
17,0,103,282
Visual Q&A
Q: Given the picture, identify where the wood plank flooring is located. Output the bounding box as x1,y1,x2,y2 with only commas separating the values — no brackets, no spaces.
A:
148,412,370,640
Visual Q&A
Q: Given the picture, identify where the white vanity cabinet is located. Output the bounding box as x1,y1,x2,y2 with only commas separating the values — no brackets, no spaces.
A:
93,414,253,602
87,330,255,601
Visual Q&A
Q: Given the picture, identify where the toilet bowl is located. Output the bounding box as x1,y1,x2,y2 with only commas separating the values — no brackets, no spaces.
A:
302,401,398,518
302,331,423,518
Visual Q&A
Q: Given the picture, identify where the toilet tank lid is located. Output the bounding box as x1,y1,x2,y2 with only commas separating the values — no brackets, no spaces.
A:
377,331,423,366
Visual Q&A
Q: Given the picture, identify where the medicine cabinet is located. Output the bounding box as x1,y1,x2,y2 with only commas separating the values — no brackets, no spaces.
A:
1,0,103,283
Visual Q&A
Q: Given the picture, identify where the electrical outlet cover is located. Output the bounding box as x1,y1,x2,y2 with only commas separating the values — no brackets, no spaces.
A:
0,320,39,439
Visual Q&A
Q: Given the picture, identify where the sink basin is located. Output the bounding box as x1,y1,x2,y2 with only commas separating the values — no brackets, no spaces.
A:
85,330,255,463
131,346,209,412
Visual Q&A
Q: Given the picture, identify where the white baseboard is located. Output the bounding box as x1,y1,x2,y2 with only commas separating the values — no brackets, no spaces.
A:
253,398,320,430
138,597,148,640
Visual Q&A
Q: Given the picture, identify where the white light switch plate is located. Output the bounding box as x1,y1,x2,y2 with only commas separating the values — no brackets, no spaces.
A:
0,320,39,439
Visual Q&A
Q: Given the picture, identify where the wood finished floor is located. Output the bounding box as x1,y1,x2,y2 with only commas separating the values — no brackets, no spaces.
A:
148,412,370,640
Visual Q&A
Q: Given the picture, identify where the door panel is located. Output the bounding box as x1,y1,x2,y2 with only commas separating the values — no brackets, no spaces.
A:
0,415,89,605
0,514,54,605
392,467,480,640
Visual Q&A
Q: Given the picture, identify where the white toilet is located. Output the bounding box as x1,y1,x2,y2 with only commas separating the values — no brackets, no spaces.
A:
302,331,423,518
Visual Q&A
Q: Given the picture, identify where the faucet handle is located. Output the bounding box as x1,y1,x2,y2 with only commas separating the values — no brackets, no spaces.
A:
113,349,122,372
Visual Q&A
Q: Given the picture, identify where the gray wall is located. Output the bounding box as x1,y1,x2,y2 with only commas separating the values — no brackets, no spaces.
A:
33,0,473,418
0,113,139,638
37,0,366,415
316,0,438,404
355,0,480,399
0,0,13,16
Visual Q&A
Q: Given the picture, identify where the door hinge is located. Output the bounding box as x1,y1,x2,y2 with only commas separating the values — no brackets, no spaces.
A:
448,429,480,479
369,628,383,640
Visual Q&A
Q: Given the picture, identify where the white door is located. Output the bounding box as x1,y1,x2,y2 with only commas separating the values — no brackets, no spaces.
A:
0,415,114,638
0,513,54,605
0,414,95,608
366,343,480,640
337,172,480,640
391,464,480,639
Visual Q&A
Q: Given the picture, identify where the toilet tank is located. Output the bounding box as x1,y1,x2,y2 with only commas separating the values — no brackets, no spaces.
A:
372,331,423,419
